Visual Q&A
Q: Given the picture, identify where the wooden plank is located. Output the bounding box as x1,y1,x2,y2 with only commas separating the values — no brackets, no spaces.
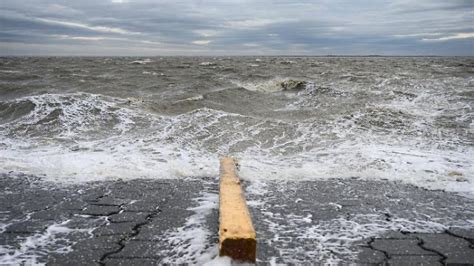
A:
219,157,256,262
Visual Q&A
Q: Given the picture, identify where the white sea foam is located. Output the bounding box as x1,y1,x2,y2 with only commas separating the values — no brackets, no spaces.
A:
202,256,232,266
174,94,204,103
130,58,153,64
0,137,218,183
245,178,474,264
199,61,216,66
277,214,457,263
230,77,300,93
142,71,158,75
159,190,219,264
0,70,21,73
0,220,94,265
238,143,474,195
0,92,140,138
0,93,219,183
0,91,472,195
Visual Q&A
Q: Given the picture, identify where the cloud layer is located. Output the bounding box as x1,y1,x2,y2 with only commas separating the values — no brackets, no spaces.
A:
0,0,473,55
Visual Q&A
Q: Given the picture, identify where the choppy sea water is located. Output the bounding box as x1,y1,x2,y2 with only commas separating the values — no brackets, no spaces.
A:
1,56,472,194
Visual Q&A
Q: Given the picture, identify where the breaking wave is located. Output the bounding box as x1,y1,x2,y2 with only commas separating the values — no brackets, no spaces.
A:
230,77,313,93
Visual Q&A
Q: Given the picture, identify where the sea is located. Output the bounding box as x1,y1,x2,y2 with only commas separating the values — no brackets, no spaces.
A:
1,56,472,194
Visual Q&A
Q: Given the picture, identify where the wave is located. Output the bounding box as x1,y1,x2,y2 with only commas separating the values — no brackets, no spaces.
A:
0,99,36,124
173,95,204,104
130,58,153,65
0,71,41,81
0,93,149,139
199,62,217,66
150,87,286,116
230,78,313,93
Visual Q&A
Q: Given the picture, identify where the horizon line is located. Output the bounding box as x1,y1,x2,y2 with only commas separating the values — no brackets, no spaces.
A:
1,54,473,58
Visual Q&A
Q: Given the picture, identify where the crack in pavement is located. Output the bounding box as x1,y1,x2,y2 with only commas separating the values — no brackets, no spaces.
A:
445,229,474,245
367,237,390,264
98,202,166,264
415,236,447,265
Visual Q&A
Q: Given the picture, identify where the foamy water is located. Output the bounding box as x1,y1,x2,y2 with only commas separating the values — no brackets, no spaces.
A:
0,58,474,194
0,57,473,194
159,190,219,264
0,219,96,265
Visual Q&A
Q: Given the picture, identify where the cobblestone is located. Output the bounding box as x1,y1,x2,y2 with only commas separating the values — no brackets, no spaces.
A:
1,175,473,264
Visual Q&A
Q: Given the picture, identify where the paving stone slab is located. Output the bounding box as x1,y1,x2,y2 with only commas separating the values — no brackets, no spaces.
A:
371,239,435,256
29,209,67,221
91,196,131,206
387,255,442,266
81,205,120,216
72,235,123,251
356,247,387,264
109,211,150,223
58,201,88,211
104,258,161,266
50,233,132,264
415,233,474,264
129,226,164,241
48,249,104,266
381,231,418,239
121,200,162,212
109,240,162,259
93,222,137,236
4,220,49,234
130,210,193,241
448,228,474,241
64,215,106,229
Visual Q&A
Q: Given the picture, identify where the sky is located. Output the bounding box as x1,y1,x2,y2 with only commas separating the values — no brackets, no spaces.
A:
0,0,473,56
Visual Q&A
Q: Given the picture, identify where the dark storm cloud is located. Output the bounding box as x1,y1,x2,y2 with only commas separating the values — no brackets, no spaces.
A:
0,0,472,55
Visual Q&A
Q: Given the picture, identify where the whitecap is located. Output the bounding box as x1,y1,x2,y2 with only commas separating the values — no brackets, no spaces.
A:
130,58,153,65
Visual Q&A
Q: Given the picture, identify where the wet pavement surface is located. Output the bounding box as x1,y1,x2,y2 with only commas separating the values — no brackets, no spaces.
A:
244,179,474,265
0,175,219,265
1,174,473,265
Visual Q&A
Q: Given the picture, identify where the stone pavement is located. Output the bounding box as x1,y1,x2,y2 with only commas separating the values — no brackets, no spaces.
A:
0,174,473,265
0,174,219,265
244,179,474,264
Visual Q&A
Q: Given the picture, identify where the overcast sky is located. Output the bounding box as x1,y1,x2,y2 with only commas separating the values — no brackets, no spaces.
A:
0,0,473,56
